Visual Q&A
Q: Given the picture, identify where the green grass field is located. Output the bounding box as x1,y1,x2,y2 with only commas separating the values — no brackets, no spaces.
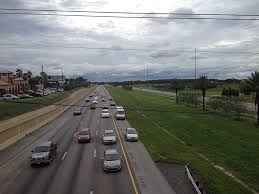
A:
135,83,255,103
107,86,259,194
0,90,74,121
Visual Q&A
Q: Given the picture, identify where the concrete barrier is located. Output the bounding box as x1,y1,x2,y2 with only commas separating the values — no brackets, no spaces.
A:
0,86,96,151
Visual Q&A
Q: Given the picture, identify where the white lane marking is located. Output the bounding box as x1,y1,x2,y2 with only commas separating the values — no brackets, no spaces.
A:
97,119,99,124
96,130,98,136
94,149,96,158
62,152,67,161
74,132,77,137
90,190,94,194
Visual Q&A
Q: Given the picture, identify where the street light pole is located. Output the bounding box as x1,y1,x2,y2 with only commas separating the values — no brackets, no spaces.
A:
41,65,44,96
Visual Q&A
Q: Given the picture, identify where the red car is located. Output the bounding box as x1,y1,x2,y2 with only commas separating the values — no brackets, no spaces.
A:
77,128,91,143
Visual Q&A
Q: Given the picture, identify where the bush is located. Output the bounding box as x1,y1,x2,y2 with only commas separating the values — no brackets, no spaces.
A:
222,87,239,97
208,97,247,120
178,93,200,107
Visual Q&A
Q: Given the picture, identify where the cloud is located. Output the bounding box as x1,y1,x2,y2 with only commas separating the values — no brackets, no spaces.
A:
150,51,181,58
0,0,258,81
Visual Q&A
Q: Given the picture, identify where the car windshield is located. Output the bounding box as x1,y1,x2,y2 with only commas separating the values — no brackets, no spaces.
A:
104,131,115,136
79,131,90,135
34,146,49,152
117,111,124,114
105,153,120,161
75,108,80,111
127,128,137,134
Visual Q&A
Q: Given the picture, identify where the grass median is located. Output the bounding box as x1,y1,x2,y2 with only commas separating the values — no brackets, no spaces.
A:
107,86,259,194
0,90,74,121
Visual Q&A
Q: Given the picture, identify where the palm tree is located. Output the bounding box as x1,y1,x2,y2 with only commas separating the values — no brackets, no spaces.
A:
16,69,23,78
196,76,209,110
27,71,32,79
170,80,185,103
247,71,259,125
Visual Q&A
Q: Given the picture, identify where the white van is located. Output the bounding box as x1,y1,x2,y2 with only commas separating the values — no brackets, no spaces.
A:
116,108,125,120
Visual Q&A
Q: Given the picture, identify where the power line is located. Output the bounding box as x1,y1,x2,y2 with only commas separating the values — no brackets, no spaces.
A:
0,11,258,20
0,43,258,54
0,8,258,17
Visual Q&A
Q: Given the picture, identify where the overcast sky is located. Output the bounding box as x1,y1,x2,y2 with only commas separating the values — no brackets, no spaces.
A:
0,0,259,81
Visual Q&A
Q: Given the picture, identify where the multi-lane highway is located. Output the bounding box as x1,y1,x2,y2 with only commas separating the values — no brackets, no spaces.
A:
0,86,175,194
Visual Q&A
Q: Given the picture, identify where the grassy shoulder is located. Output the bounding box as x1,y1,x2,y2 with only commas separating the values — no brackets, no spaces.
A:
107,86,259,194
0,90,75,121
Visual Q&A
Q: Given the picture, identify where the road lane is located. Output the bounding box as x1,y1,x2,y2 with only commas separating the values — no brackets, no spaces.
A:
108,87,176,194
92,92,135,194
2,95,91,194
0,86,138,194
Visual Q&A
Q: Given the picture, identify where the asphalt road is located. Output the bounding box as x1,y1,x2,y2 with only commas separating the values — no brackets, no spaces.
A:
0,86,175,194
0,86,136,194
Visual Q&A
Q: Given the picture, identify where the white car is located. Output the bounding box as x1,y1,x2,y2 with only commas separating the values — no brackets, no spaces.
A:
116,108,125,120
102,130,116,144
93,100,98,104
116,106,123,110
102,109,110,118
2,94,20,100
125,128,139,142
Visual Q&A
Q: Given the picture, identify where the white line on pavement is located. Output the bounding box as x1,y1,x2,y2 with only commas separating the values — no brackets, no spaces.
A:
94,149,96,158
62,152,67,161
90,191,94,194
96,130,98,136
74,132,76,137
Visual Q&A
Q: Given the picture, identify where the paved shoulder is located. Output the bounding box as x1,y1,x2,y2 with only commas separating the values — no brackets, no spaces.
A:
116,119,176,194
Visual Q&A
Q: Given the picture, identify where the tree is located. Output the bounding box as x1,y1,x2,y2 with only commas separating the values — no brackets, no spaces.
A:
27,71,32,79
28,76,41,91
169,80,185,103
195,76,209,110
40,72,49,87
247,71,259,125
16,69,23,78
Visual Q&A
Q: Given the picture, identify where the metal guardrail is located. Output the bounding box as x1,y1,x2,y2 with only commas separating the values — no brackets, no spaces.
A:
185,164,202,194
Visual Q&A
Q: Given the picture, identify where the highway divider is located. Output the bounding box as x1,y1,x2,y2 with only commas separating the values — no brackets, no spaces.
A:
0,86,96,151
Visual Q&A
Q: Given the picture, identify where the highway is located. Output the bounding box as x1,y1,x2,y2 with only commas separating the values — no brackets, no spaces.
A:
0,86,174,194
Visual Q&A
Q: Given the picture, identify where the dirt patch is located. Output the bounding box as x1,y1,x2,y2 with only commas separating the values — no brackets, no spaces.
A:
157,163,196,194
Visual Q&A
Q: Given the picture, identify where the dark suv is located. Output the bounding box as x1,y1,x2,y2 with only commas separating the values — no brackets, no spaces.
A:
31,141,57,166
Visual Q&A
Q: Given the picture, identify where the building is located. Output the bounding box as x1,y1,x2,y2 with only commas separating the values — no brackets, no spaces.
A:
47,75,65,87
0,70,28,95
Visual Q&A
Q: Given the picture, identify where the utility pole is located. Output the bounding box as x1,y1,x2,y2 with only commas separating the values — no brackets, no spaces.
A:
195,48,197,80
61,68,64,88
194,48,197,94
41,65,45,95
147,64,149,81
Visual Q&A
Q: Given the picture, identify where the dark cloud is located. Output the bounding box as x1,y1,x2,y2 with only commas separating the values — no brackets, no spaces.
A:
0,0,258,81
150,52,181,58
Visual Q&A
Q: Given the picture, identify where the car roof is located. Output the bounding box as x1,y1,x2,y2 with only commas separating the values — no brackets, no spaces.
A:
105,149,118,155
116,106,123,109
127,128,136,131
37,141,52,147
104,129,114,133
102,109,109,111
79,128,90,132
117,108,124,111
